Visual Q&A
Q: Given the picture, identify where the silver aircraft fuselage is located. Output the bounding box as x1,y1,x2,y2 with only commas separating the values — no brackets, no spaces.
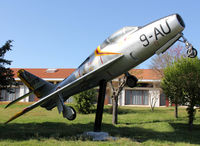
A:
56,14,185,101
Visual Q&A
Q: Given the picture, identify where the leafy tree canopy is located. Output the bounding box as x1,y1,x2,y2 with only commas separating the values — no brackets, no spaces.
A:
161,57,200,128
0,40,16,93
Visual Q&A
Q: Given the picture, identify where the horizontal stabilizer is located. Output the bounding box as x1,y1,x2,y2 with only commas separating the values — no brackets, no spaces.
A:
5,91,34,109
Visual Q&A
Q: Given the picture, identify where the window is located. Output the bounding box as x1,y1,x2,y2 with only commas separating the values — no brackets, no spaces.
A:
0,90,6,101
160,93,166,106
29,94,35,102
0,87,20,101
125,90,149,105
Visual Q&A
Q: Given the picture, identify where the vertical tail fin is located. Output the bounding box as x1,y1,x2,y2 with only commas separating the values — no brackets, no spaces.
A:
18,69,55,98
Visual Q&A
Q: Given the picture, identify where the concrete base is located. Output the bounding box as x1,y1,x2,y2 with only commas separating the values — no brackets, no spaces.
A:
83,131,116,141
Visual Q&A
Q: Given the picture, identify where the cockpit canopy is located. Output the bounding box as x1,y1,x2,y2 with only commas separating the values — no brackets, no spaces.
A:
100,26,139,49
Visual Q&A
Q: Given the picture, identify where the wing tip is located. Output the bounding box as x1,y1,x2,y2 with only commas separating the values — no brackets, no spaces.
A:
4,102,14,109
4,105,9,109
4,108,27,124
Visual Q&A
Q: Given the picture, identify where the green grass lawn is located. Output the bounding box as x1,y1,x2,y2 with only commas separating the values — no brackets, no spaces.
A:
0,103,200,146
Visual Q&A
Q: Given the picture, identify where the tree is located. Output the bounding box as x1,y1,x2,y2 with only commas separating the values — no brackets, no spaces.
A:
73,88,97,114
161,62,184,118
149,89,159,112
161,57,200,129
109,76,126,124
150,44,186,117
0,40,16,93
150,44,186,77
109,70,141,124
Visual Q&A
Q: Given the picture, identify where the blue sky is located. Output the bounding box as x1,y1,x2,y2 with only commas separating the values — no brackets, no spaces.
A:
0,0,200,69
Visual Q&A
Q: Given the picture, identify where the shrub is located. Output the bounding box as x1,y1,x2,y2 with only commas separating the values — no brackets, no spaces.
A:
73,88,97,114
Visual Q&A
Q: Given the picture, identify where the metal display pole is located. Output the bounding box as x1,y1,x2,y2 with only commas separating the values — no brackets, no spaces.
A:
94,80,107,132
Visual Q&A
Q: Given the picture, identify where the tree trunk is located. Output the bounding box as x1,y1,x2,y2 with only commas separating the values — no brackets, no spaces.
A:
110,77,126,125
187,101,195,130
175,103,178,118
112,96,118,125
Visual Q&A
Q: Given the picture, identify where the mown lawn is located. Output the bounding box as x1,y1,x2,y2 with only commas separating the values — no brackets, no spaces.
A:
0,103,200,146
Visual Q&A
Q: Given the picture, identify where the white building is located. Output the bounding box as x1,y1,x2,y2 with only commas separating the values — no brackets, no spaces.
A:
0,68,168,107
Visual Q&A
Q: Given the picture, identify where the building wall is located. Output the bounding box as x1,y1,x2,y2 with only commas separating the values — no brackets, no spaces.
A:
0,80,166,107
104,83,163,107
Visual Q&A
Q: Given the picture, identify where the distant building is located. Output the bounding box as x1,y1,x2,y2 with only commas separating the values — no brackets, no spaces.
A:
0,68,168,107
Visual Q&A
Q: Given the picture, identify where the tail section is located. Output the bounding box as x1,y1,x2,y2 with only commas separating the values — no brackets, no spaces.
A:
18,69,55,98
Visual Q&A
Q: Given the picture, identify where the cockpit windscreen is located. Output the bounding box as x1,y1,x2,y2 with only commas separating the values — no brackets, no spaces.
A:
100,26,139,49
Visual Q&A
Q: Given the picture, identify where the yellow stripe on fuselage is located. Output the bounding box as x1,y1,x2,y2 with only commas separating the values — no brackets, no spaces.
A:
94,46,122,56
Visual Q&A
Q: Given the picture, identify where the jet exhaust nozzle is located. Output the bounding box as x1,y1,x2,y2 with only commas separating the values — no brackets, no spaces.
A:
176,14,185,28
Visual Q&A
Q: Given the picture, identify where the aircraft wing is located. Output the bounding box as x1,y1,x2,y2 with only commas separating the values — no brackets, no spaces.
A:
5,54,124,124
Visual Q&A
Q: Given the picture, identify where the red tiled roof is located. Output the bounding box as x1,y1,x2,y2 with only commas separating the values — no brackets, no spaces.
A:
129,69,162,80
12,68,75,79
11,68,161,80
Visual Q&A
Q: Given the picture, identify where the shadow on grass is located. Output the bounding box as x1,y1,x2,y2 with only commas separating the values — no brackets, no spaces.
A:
102,106,176,115
0,122,200,144
120,117,188,125
102,107,155,115
88,107,135,115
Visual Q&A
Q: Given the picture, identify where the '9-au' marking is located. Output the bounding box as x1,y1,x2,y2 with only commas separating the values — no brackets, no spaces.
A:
140,20,171,47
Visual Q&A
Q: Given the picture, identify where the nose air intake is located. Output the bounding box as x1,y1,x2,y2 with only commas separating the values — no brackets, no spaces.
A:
176,14,185,28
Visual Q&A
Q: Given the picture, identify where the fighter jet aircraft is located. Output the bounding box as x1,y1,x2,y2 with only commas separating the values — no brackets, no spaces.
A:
5,14,197,124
